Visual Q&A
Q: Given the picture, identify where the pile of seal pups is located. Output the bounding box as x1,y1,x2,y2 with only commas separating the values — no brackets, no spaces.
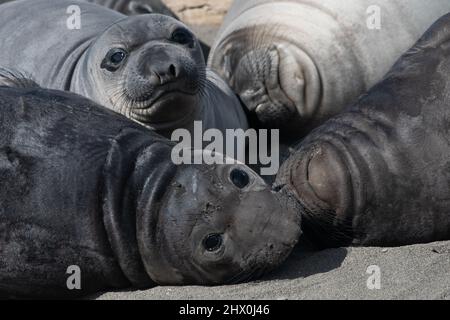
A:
0,0,449,298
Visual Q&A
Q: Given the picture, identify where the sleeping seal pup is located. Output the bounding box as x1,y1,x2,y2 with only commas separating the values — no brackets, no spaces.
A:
276,13,450,248
0,71,299,298
0,0,247,137
209,0,450,138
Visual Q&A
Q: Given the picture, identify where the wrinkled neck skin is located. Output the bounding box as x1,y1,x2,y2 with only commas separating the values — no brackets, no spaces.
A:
71,48,108,111
101,127,177,288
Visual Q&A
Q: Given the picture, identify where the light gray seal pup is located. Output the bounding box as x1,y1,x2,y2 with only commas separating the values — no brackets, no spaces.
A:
0,70,300,299
276,13,450,248
0,0,247,137
209,0,450,138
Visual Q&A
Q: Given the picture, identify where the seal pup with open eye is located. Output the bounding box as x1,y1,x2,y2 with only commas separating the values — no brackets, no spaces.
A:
276,13,450,248
209,0,450,139
0,0,247,137
0,71,299,298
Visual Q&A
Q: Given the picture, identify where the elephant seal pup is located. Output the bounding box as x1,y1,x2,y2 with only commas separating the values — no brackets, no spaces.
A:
276,14,450,248
209,0,450,138
0,71,300,299
0,0,247,137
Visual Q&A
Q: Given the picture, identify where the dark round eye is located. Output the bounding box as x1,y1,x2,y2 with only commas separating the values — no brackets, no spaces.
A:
109,49,127,64
101,48,128,72
203,234,223,252
230,168,250,189
171,28,194,45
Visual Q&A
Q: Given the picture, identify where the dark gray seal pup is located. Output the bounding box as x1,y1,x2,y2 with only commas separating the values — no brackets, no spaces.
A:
0,72,300,299
0,0,247,137
209,0,450,138
276,14,450,248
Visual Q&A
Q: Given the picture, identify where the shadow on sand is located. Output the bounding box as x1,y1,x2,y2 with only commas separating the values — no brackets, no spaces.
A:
263,235,349,281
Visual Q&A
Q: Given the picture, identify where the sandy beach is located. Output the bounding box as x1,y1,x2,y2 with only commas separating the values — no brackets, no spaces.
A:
95,239,450,300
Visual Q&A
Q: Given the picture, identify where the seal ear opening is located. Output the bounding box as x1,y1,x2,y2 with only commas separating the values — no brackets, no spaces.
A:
0,68,40,89
127,1,155,15
126,0,179,18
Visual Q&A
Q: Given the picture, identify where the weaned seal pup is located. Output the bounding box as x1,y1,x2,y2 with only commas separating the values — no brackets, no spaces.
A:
0,71,300,298
0,0,247,137
209,0,450,139
276,13,450,248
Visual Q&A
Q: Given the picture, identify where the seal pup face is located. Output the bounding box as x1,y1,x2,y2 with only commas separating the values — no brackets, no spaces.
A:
140,153,301,285
210,26,321,134
89,14,206,132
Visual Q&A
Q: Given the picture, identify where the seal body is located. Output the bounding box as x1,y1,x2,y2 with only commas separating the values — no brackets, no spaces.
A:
83,0,213,57
0,74,299,298
276,14,450,248
0,0,247,137
86,0,176,16
209,0,450,138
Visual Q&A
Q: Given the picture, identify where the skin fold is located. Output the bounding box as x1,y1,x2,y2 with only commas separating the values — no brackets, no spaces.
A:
276,14,450,248
0,71,300,298
209,0,450,140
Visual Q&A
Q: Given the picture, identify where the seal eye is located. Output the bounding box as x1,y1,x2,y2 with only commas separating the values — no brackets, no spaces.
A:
101,48,128,72
110,50,127,64
203,234,223,252
230,168,250,189
171,28,194,46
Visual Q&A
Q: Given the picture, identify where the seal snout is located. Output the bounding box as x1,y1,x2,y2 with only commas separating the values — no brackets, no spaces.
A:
231,47,297,128
141,45,201,95
119,43,203,130
213,39,321,132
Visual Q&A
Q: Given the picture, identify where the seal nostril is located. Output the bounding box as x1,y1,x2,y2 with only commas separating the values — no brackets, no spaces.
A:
169,64,177,77
151,70,163,85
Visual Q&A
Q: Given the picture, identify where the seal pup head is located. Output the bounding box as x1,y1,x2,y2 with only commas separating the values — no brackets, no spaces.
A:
139,151,301,285
82,14,206,133
208,5,321,135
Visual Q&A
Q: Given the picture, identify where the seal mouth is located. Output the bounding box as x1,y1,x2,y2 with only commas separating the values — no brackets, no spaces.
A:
122,88,200,130
276,135,358,247
230,46,297,127
126,86,199,111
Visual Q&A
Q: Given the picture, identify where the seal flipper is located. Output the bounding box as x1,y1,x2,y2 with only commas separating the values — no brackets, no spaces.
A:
0,68,39,89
